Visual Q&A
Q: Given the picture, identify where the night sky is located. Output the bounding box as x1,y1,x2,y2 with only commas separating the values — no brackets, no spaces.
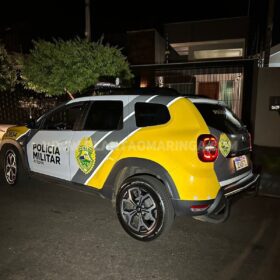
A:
0,0,279,49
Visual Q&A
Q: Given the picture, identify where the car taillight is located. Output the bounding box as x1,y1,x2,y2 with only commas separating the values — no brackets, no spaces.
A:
197,134,218,162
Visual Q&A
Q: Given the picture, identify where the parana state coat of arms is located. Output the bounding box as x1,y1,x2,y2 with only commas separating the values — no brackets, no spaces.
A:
75,137,96,174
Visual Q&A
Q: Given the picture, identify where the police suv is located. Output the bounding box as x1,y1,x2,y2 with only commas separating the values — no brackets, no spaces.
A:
0,94,260,241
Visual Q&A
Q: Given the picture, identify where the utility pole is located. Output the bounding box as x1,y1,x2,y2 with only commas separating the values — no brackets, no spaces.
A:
85,0,91,41
165,33,170,64
263,0,275,67
247,0,251,16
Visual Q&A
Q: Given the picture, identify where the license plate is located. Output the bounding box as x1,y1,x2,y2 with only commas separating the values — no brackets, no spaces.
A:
234,155,248,171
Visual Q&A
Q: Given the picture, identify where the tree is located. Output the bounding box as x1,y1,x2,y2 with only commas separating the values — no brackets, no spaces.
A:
21,38,133,98
0,44,17,92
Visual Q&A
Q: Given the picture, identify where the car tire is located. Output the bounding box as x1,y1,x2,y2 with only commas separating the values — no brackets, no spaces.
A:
0,146,26,186
116,175,174,241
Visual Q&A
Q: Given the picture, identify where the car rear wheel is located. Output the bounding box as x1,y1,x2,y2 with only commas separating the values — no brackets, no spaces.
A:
116,175,174,241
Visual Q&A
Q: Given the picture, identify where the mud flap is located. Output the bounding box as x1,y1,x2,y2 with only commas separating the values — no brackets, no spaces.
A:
193,191,230,224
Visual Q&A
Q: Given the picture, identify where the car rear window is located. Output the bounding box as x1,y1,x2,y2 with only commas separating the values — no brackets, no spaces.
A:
135,103,170,127
194,103,245,134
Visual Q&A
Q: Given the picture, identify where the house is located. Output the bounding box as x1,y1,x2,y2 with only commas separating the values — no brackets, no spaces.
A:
127,17,256,120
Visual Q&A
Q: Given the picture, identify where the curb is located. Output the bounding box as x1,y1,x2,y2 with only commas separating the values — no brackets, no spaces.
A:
258,172,280,198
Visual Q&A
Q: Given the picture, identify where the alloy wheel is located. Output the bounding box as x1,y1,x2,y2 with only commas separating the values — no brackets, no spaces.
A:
4,150,17,185
118,181,165,239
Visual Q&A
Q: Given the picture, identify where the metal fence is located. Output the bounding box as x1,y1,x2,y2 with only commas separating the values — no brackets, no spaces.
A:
131,59,257,128
0,89,67,124
0,59,257,128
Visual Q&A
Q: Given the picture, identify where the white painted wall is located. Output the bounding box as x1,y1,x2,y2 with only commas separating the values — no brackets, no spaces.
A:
269,44,280,67
254,68,280,147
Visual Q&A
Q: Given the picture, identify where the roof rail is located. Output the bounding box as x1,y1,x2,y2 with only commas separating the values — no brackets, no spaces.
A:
91,87,181,96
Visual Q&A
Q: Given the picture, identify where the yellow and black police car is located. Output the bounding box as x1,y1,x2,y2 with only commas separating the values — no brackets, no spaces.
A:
0,94,260,241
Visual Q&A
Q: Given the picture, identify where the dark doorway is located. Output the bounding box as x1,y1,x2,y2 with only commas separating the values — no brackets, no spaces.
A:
198,82,219,99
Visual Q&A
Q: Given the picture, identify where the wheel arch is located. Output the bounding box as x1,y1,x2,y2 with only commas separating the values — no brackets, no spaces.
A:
101,157,180,203
0,140,29,172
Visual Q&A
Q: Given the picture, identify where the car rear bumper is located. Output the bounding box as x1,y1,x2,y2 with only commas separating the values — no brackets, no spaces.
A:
222,172,260,197
172,172,260,219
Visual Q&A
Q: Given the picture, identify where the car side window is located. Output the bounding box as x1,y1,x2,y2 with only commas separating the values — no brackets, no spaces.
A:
83,101,123,131
42,103,84,130
135,102,170,127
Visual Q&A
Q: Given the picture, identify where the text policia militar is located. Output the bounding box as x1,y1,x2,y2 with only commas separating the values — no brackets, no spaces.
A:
33,144,61,165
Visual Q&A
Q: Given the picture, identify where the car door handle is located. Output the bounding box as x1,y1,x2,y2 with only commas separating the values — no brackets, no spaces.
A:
106,141,119,151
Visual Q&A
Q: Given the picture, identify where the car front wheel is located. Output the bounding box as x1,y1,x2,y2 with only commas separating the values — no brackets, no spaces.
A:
116,175,174,241
1,146,26,186
4,149,18,185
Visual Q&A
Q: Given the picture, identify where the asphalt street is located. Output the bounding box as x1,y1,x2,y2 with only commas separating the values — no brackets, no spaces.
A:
0,177,280,280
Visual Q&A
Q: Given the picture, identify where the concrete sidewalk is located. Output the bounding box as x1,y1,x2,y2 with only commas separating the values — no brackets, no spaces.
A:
259,173,280,198
253,145,280,198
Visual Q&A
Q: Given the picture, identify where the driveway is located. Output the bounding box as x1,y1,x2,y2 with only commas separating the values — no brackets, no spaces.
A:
0,178,280,280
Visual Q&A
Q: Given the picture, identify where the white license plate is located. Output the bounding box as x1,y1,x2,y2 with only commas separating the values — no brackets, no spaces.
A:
234,155,248,171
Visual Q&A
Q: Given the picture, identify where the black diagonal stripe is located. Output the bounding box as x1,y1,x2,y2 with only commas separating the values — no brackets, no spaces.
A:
150,95,178,106
72,95,178,184
71,95,154,184
73,117,136,184
82,96,139,146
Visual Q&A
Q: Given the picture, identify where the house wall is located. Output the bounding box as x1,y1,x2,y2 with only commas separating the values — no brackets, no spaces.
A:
127,29,166,65
154,31,166,64
269,44,280,67
127,30,155,65
195,73,243,117
165,17,249,44
254,68,280,147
